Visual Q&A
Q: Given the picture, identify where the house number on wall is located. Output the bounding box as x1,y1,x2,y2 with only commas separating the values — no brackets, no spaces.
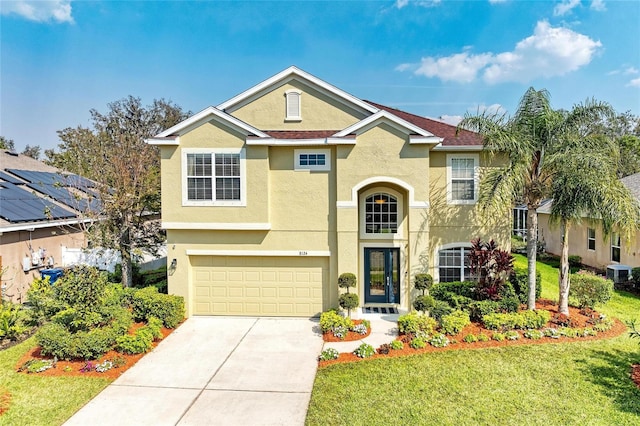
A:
298,251,308,256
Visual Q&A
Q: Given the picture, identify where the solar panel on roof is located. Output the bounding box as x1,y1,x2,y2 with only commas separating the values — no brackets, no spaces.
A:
0,171,23,184
0,183,77,222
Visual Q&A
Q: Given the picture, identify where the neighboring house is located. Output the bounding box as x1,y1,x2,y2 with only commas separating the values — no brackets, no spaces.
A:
538,172,640,270
148,66,510,318
0,151,97,302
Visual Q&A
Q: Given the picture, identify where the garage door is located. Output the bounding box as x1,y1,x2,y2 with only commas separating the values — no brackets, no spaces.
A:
191,256,327,316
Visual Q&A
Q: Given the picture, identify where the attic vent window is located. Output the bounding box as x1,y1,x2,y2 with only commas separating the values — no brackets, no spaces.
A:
285,90,301,121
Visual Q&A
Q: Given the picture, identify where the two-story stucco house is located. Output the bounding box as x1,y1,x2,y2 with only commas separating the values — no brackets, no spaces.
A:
148,66,510,318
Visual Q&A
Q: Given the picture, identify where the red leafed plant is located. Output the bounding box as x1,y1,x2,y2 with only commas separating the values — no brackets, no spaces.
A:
467,238,514,300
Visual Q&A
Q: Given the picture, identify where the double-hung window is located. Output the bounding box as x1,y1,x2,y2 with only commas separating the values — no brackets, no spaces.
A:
183,149,245,206
611,232,621,262
447,154,478,204
438,246,471,282
587,228,596,251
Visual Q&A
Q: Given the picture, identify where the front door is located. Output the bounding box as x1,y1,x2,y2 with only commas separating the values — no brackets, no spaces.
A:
364,248,400,304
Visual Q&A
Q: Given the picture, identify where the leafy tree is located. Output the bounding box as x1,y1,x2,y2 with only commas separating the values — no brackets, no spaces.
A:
550,131,640,315
21,144,41,160
459,88,561,310
0,136,15,151
46,97,189,287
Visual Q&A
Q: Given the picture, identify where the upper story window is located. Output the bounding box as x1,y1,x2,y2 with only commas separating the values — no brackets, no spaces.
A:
438,246,472,282
285,90,302,121
587,228,596,251
182,148,246,206
294,149,331,171
365,193,398,234
447,154,479,204
611,232,621,262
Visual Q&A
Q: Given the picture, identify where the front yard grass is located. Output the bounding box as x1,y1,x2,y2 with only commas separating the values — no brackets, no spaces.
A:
0,337,111,425
307,254,640,425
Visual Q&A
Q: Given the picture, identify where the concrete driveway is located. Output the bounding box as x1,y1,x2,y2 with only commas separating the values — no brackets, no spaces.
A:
64,317,324,426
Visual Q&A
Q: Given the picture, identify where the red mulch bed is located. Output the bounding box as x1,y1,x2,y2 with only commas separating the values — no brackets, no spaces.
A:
322,319,371,342
14,323,177,380
319,300,627,368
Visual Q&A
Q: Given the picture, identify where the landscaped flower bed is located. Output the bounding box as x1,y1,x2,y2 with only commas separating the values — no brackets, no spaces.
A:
322,319,371,342
14,322,178,379
318,299,626,367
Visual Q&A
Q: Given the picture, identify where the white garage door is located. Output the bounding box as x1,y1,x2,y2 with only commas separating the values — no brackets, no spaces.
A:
191,256,327,316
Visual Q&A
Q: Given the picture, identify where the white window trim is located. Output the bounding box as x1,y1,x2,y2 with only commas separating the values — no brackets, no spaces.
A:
611,232,621,263
285,90,302,121
587,228,596,252
359,187,404,240
181,148,247,207
294,149,331,171
434,242,472,283
446,153,479,205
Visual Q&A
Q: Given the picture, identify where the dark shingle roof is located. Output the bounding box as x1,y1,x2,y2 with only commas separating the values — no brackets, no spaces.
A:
365,101,483,146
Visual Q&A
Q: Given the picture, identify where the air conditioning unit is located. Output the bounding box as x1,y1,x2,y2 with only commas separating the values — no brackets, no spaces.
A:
606,264,632,284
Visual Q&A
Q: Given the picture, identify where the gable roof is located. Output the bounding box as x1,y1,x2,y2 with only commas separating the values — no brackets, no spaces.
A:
149,106,269,143
367,101,482,146
217,66,378,116
333,110,441,144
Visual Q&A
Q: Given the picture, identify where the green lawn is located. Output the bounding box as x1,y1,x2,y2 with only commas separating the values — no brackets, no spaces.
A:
0,337,111,425
307,254,640,425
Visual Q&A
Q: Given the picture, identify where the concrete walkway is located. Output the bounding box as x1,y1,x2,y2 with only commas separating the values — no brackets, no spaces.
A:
64,317,324,426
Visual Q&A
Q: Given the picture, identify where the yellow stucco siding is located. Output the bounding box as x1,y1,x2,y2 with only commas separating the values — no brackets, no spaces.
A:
539,214,640,269
230,81,366,131
159,119,269,224
268,146,336,232
336,123,431,203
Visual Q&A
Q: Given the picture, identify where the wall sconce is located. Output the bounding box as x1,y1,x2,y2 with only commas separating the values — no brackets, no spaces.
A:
170,259,177,270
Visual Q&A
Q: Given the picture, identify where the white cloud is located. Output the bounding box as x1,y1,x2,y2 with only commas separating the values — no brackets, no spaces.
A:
623,67,639,75
590,0,606,12
399,21,601,84
628,78,640,88
415,52,493,83
1,1,73,23
437,115,464,126
474,103,507,116
554,0,581,16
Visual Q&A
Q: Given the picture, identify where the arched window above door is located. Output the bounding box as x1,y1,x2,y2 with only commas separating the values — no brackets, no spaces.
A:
364,193,398,234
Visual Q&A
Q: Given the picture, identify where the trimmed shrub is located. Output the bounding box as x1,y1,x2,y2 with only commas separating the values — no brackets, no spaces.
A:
413,295,435,313
632,267,640,287
338,273,357,292
54,265,108,311
431,281,476,300
36,322,123,360
116,330,153,355
492,332,505,341
483,310,550,331
569,272,614,309
477,333,490,342
26,276,62,324
429,300,453,322
568,255,582,268
319,310,353,333
498,296,521,313
397,312,438,335
428,333,449,348
462,334,478,343
414,273,433,295
509,267,542,303
131,286,185,328
504,330,520,340
440,310,470,335
467,300,500,322
338,293,359,313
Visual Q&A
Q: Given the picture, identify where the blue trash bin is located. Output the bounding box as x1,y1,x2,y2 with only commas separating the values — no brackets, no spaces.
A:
40,268,64,284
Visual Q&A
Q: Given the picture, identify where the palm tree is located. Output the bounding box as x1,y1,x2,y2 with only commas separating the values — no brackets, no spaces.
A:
550,126,640,315
459,88,561,310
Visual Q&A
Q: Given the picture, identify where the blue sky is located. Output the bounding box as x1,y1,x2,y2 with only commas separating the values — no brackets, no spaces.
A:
1,0,639,152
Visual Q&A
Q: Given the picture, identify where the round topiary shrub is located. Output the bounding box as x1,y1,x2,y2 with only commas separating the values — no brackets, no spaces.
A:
414,273,433,295
413,295,435,313
338,273,357,293
339,293,359,316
